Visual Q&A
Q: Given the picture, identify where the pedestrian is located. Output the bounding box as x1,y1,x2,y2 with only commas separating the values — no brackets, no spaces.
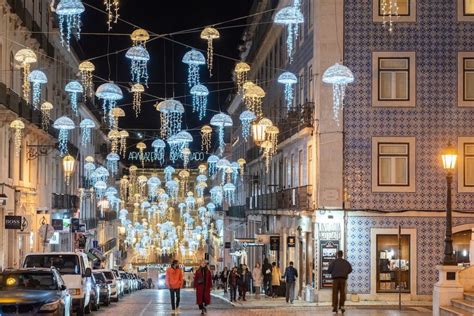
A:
239,264,252,301
165,259,183,314
194,260,212,315
283,261,298,304
252,262,263,299
327,250,353,314
147,277,153,289
227,267,240,302
271,262,281,298
220,267,229,293
262,258,272,296
237,264,243,300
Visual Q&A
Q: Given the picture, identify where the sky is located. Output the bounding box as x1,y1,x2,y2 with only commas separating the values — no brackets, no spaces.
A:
75,0,255,166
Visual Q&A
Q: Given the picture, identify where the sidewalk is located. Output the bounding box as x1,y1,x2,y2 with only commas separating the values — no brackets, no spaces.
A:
210,289,432,310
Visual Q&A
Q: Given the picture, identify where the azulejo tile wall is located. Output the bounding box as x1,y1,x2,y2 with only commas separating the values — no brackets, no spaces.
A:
347,216,474,295
344,0,474,211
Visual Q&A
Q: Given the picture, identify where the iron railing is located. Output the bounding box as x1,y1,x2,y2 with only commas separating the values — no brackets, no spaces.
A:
246,185,313,211
277,102,314,143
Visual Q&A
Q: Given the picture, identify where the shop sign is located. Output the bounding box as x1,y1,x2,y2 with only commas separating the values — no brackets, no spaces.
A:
224,242,231,249
320,240,339,289
128,151,206,162
5,216,22,230
319,223,341,240
287,236,296,248
71,218,80,233
52,219,63,231
270,236,280,251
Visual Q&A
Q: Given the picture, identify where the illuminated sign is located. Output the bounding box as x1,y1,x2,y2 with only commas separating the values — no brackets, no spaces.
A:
127,151,206,162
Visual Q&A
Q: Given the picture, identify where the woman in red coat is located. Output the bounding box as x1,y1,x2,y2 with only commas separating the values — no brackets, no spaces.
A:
194,260,212,314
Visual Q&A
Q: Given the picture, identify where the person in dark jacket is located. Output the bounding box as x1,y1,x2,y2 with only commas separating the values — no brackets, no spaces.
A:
283,261,298,303
262,258,272,296
327,250,353,314
239,264,252,301
227,267,240,302
220,267,229,293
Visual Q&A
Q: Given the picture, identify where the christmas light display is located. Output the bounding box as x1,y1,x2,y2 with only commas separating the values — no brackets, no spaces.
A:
28,70,47,109
131,83,144,117
79,118,95,146
14,49,37,100
277,71,298,111
322,63,354,124
274,4,304,63
190,84,209,120
125,45,150,85
200,125,212,153
95,82,123,121
239,110,256,141
40,102,53,130
79,60,95,99
200,27,220,77
156,99,184,139
53,116,75,156
182,49,206,87
56,0,85,50
9,120,25,157
210,113,233,156
151,138,166,165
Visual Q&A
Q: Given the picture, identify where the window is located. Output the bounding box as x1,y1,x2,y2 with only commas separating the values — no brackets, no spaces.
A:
298,150,303,186
458,53,474,106
458,0,474,21
372,137,415,192
456,137,474,192
308,64,313,101
453,230,471,264
373,0,416,23
376,234,411,293
372,52,416,107
464,143,474,186
307,145,312,186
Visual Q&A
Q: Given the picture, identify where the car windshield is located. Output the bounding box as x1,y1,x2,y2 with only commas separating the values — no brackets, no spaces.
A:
103,271,114,280
94,273,106,283
24,255,80,275
0,272,57,291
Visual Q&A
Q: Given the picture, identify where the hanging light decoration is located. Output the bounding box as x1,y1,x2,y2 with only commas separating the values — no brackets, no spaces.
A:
56,0,85,50
195,182,207,199
147,176,161,200
130,28,150,46
168,131,193,162
190,84,209,120
234,62,251,95
156,99,184,139
216,158,231,184
237,158,246,179
252,118,273,146
200,27,220,77
131,83,144,117
198,164,207,175
210,186,223,207
278,72,298,111
53,116,75,156
62,154,75,185
120,176,129,200
28,70,47,109
210,113,233,156
223,183,236,205
84,161,96,186
182,49,206,88
200,125,212,153
261,140,274,173
322,63,355,124
265,125,280,155
239,110,256,142
243,83,265,118
78,61,95,99
381,0,399,32
79,118,95,146
125,45,150,86
181,147,191,169
179,170,190,193
119,130,129,158
14,49,37,100
106,152,120,176
40,102,53,130
274,5,304,63
94,180,107,199
95,82,123,120
230,162,240,184
164,166,175,182
150,138,165,165
129,165,137,184
94,166,110,183
65,81,83,115
108,130,121,154
104,0,119,30
109,107,125,129
136,142,147,168
207,155,219,176
9,119,25,157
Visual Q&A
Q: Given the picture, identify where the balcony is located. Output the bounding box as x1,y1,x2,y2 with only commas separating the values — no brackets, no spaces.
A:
97,211,118,221
227,205,246,218
246,185,313,212
51,194,80,210
277,102,314,144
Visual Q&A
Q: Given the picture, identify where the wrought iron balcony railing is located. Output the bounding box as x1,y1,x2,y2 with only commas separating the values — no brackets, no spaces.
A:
277,102,314,143
246,185,313,212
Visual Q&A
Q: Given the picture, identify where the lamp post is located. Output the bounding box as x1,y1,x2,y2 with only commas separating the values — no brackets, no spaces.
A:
62,154,76,186
441,143,457,265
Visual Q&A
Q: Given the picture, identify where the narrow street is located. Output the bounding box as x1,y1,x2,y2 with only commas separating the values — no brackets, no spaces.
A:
94,289,431,315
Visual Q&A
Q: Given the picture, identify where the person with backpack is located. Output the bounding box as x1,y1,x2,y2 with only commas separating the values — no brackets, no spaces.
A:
283,261,298,304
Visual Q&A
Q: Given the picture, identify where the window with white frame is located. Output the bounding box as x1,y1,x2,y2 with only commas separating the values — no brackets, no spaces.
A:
373,0,416,23
372,52,416,107
458,0,474,21
372,137,416,192
458,53,474,107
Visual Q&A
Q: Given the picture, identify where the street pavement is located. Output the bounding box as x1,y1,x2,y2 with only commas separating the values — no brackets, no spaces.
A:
94,289,432,315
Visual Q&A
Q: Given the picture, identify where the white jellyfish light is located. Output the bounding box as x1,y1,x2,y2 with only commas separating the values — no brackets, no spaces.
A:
56,0,85,50
182,49,206,87
190,84,209,120
151,138,166,165
79,118,95,146
125,45,150,86
53,116,75,156
274,5,304,63
210,113,233,156
156,99,184,140
322,63,355,124
65,81,83,115
95,82,123,120
239,110,256,142
278,71,298,111
28,70,47,109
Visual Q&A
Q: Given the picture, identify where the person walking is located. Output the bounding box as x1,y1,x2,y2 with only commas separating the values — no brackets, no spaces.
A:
252,262,263,299
194,260,212,315
239,264,252,301
327,250,353,314
271,262,281,298
262,258,272,296
283,261,298,304
227,267,240,302
165,259,183,314
220,267,229,293
237,264,243,300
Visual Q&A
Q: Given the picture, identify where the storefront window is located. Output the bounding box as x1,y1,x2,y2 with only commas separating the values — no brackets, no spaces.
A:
376,234,410,293
453,230,471,264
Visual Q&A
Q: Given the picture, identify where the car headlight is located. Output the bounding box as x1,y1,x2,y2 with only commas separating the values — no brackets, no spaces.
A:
40,301,59,312
68,288,81,296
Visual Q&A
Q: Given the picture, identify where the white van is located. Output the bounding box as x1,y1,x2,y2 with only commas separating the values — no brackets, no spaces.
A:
23,252,92,316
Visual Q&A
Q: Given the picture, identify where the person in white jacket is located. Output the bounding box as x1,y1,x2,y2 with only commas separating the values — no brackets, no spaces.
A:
252,262,263,299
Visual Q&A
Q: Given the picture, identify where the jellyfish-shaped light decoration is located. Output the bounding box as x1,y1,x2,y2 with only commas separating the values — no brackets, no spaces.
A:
234,62,251,95
151,138,166,165
40,102,53,130
147,176,161,200
274,5,304,63
9,120,25,157
104,0,119,30
186,195,196,211
109,107,125,129
136,142,147,168
198,164,207,175
79,61,95,99
223,183,236,206
65,81,83,115
95,82,123,120
210,113,233,156
14,49,37,100
53,116,75,156
119,176,129,200
190,84,209,120
210,186,223,207
196,182,207,198
237,158,246,179
106,152,120,176
131,83,144,117
94,166,110,183
239,110,256,142
182,49,206,87
200,27,220,77
79,119,95,146
28,70,47,109
56,0,85,50
168,131,193,163
166,180,179,200
119,130,129,158
216,158,231,183
84,162,96,186
130,28,150,46
322,63,355,125
181,147,191,169
243,84,265,118
207,155,219,176
231,162,240,184
164,166,175,182
207,202,216,213
156,99,185,140
278,71,298,111
178,202,186,215
94,180,107,199
261,140,274,173
265,125,280,155
108,130,120,154
125,45,149,86
200,125,212,153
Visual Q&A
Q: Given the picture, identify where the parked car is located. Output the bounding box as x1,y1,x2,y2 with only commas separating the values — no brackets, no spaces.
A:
89,273,101,311
23,252,92,316
0,268,72,315
119,271,130,294
157,273,167,289
96,269,119,302
93,272,111,306
111,269,124,297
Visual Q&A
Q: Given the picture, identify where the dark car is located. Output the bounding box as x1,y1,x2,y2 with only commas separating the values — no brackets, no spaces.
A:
0,268,72,315
93,272,111,306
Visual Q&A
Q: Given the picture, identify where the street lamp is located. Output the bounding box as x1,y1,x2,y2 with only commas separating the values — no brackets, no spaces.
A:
441,143,457,265
62,154,75,186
